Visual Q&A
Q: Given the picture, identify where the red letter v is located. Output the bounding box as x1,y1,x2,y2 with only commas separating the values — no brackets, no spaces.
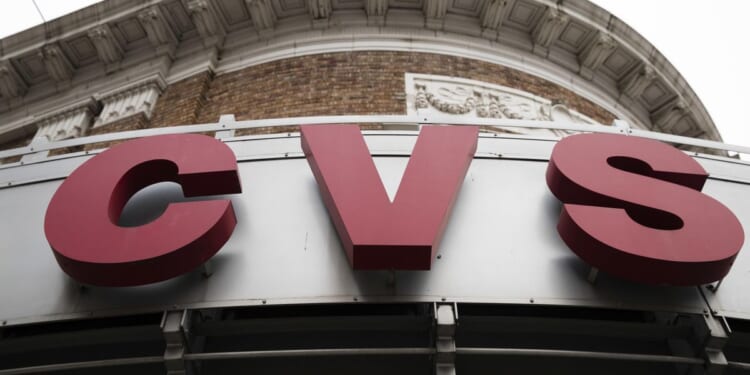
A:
301,125,478,270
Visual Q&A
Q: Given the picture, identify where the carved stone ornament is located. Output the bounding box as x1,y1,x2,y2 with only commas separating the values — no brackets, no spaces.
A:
365,0,387,16
186,0,226,42
246,0,277,30
308,0,332,19
405,73,600,132
652,97,688,131
480,0,510,30
88,25,124,65
423,0,449,19
578,32,617,75
38,44,74,82
0,60,27,98
137,6,178,48
619,64,657,99
532,7,569,48
94,81,163,128
34,107,95,143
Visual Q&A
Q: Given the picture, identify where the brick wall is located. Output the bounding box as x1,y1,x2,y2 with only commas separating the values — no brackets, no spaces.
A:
1,51,615,161
0,132,34,164
196,52,614,126
150,71,213,128
83,113,151,151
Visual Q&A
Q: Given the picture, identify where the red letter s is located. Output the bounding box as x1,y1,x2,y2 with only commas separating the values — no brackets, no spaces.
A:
546,133,743,285
44,134,242,286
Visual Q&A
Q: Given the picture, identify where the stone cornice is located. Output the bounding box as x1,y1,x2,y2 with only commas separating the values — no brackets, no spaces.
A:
0,0,723,143
93,73,167,102
0,98,99,143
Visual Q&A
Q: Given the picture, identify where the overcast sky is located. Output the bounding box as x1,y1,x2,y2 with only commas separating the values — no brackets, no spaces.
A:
0,1,747,151
590,0,750,153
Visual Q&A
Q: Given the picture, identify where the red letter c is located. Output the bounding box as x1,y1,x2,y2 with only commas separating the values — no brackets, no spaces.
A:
44,134,242,286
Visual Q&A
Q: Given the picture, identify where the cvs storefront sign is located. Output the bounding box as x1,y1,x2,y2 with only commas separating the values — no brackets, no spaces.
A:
44,125,744,287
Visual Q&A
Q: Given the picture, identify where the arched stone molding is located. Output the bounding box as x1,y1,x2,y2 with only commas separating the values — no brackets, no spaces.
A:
93,76,166,129
0,0,723,145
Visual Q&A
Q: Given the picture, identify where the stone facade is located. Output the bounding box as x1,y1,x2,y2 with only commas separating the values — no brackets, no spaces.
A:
0,0,725,165
0,51,617,163
0,133,33,164
150,71,214,129
83,113,151,151
196,52,615,125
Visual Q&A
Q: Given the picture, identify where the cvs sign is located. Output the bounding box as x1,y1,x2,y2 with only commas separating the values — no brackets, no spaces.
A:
44,125,744,287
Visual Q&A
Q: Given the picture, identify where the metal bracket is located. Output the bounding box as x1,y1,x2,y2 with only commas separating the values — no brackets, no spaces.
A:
612,119,631,134
707,278,724,293
215,114,237,139
702,313,730,351
214,130,235,139
201,259,213,278
20,150,50,163
587,267,599,284
385,269,397,287
434,303,457,375
704,348,728,375
162,310,192,375
697,312,730,375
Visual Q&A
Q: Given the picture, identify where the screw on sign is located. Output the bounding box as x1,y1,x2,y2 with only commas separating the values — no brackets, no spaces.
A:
43,128,744,287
